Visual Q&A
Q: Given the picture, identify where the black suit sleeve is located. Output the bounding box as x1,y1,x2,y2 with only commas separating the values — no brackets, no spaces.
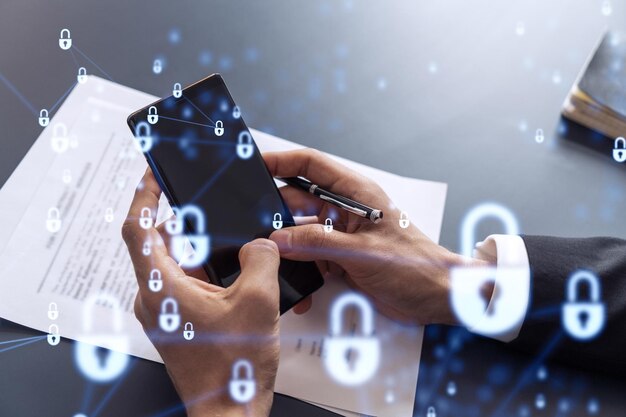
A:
509,235,626,375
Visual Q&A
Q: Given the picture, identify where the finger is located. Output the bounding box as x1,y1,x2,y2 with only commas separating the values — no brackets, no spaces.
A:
155,214,212,283
122,170,184,290
278,185,323,216
269,223,354,262
232,239,281,301
263,149,380,202
293,215,319,226
292,296,312,315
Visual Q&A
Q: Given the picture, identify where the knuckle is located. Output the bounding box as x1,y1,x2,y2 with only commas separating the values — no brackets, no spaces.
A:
121,219,138,243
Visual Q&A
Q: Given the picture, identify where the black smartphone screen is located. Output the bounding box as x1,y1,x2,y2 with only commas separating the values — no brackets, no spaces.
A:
127,74,323,314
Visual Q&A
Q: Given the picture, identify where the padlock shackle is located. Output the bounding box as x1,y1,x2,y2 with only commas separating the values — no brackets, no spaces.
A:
161,297,179,314
53,123,67,136
148,106,158,115
184,322,193,331
215,120,223,128
567,270,600,302
615,136,626,149
232,359,254,380
49,302,58,311
238,131,252,144
83,294,123,333
274,213,281,221
78,67,86,75
60,28,71,38
40,109,48,117
460,202,519,257
325,218,332,226
178,205,206,234
330,292,374,336
49,324,59,334
48,207,60,218
150,268,161,280
135,121,151,137
174,83,181,90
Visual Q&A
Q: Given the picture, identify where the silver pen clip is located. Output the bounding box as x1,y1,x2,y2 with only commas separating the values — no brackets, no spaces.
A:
319,194,368,217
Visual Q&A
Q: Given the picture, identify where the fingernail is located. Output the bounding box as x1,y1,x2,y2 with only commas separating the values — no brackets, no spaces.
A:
270,230,292,253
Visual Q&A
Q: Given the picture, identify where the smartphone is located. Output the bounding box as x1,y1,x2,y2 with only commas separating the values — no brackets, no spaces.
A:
127,74,323,314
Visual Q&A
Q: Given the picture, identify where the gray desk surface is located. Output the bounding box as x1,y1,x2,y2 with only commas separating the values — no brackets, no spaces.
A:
1,1,625,416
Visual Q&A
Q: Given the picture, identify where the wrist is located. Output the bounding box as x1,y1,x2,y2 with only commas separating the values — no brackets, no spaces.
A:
433,250,490,326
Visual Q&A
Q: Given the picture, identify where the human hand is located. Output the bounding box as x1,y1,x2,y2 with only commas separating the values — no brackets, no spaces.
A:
265,149,481,325
122,169,280,417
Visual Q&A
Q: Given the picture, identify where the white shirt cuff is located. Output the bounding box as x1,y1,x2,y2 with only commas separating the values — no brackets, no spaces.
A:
471,234,531,342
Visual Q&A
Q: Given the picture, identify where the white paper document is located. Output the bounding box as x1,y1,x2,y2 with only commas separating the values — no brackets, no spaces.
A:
0,76,447,417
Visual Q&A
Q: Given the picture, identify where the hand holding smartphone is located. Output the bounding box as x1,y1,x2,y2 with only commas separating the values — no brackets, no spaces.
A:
127,74,323,314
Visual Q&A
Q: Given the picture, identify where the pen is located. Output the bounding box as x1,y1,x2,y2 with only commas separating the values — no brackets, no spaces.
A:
277,176,383,224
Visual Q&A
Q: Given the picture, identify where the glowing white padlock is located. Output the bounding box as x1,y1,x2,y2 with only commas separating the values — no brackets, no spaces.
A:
147,106,159,125
139,207,153,229
134,122,153,153
149,269,163,292
51,123,69,153
399,211,410,229
159,297,181,332
183,322,195,340
169,205,209,269
47,324,61,346
323,292,380,386
272,213,283,230
229,359,256,403
74,294,129,383
324,218,333,233
48,302,59,320
450,203,530,337
46,207,62,233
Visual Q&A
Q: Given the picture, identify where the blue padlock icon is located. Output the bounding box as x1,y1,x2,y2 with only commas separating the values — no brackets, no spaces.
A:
562,270,605,340
232,105,241,119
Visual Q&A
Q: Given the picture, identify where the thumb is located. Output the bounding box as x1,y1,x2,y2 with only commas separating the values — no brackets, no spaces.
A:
269,224,353,262
235,238,281,295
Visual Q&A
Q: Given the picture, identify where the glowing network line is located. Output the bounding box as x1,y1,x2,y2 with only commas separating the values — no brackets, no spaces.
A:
0,335,47,354
489,331,565,417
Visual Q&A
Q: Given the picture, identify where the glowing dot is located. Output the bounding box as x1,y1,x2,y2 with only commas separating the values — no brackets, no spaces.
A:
168,28,181,44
